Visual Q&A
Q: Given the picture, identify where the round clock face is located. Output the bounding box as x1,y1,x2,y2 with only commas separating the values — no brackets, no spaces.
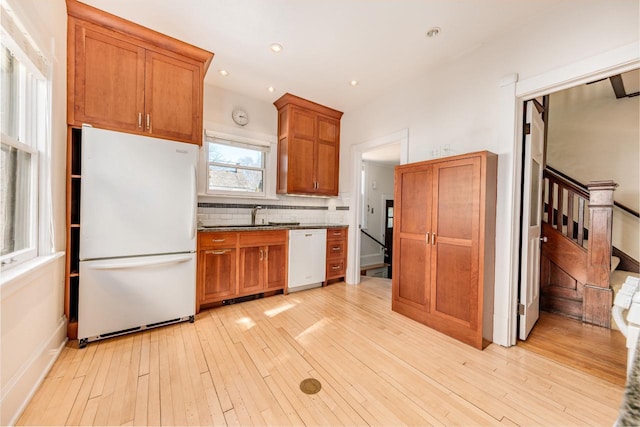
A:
232,108,249,126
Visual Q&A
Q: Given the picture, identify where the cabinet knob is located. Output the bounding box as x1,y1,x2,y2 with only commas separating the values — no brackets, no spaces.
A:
331,265,341,270
212,239,225,242
331,246,341,252
137,112,142,128
146,113,151,131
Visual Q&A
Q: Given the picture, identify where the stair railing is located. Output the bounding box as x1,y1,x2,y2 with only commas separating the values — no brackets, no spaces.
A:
543,168,590,246
543,167,618,327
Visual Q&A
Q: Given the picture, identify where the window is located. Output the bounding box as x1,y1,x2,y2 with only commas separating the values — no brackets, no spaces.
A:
1,4,50,270
206,137,268,196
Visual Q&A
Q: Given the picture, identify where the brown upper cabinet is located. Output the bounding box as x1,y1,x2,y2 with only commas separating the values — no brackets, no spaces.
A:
66,0,213,145
274,93,343,196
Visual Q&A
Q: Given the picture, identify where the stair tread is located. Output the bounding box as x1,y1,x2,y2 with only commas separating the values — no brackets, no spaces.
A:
360,263,390,270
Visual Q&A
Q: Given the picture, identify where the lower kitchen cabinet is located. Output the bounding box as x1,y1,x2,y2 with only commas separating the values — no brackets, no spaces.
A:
201,248,236,303
325,227,348,284
197,230,288,311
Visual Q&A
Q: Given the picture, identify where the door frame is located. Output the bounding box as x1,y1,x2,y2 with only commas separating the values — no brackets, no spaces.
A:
498,42,639,346
347,129,409,285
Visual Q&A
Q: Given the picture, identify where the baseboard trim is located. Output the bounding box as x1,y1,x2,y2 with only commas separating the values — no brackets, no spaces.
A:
1,317,67,426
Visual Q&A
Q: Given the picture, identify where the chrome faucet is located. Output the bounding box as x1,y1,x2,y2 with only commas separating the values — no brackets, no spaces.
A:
251,205,263,225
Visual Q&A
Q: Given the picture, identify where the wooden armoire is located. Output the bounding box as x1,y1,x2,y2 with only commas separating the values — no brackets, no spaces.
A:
392,151,497,349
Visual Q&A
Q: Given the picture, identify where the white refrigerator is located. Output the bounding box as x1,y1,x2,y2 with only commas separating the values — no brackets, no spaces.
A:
78,126,198,347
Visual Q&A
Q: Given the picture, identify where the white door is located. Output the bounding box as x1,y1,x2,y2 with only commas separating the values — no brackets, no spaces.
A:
519,99,545,340
80,126,198,260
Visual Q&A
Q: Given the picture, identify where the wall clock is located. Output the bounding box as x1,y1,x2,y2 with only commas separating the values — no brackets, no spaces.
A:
232,108,249,126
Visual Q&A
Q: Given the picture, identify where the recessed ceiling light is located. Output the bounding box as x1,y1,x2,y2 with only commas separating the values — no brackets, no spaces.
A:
270,43,283,53
350,80,359,86
219,69,229,76
426,27,441,38
268,86,275,93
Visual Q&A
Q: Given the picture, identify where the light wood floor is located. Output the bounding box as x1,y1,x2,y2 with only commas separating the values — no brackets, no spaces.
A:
518,311,627,387
18,277,625,426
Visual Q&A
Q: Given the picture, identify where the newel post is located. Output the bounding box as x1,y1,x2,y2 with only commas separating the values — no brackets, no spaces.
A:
583,180,617,327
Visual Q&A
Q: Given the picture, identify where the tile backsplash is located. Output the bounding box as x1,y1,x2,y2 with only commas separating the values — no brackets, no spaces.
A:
198,199,349,226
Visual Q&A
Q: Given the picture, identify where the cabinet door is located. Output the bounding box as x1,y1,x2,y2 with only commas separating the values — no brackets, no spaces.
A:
316,116,340,196
429,157,481,342
288,108,317,193
392,166,432,322
265,244,286,290
145,50,202,144
239,246,265,295
73,23,145,131
201,248,236,302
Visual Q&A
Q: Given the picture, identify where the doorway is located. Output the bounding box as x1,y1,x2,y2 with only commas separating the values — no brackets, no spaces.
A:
515,70,639,383
348,129,408,285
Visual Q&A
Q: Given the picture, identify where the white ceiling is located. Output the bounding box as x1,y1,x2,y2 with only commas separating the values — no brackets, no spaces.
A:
80,0,572,113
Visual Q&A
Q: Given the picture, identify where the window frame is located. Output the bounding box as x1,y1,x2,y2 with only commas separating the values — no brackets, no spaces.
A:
206,138,267,197
0,2,51,272
202,130,276,199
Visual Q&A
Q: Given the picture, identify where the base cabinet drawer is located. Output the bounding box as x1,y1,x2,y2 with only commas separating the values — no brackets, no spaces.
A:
326,260,345,280
324,227,348,284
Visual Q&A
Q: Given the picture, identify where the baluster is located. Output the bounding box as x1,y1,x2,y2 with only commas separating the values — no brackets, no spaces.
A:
567,192,575,240
548,178,556,227
577,198,585,246
556,183,564,233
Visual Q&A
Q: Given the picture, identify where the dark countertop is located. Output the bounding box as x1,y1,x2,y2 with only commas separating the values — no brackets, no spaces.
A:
198,223,348,232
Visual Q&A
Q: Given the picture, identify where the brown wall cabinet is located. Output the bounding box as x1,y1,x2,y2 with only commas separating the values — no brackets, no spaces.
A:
274,93,343,196
392,151,497,349
197,230,288,311
66,0,213,145
64,0,212,339
325,227,348,283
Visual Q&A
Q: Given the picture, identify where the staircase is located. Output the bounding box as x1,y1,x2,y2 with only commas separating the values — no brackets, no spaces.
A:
541,168,639,328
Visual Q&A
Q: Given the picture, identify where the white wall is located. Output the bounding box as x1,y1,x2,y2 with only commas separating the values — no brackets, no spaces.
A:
547,78,639,260
361,161,394,265
340,0,640,345
199,84,349,225
1,1,68,424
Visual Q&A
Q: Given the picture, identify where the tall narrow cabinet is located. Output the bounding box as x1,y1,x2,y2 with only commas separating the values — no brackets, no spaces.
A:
392,151,497,349
65,0,213,339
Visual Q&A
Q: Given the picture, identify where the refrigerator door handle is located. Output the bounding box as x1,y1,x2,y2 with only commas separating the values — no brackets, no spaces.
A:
190,165,197,240
89,255,193,270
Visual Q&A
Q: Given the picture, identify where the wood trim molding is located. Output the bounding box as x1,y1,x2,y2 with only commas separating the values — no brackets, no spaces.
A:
273,93,344,119
66,0,213,72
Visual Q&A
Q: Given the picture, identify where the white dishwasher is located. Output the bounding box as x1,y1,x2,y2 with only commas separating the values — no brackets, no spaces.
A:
288,229,327,292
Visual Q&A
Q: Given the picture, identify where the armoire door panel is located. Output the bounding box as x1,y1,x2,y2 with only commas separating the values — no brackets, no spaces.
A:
394,237,429,309
433,242,476,324
433,161,478,240
398,168,432,235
